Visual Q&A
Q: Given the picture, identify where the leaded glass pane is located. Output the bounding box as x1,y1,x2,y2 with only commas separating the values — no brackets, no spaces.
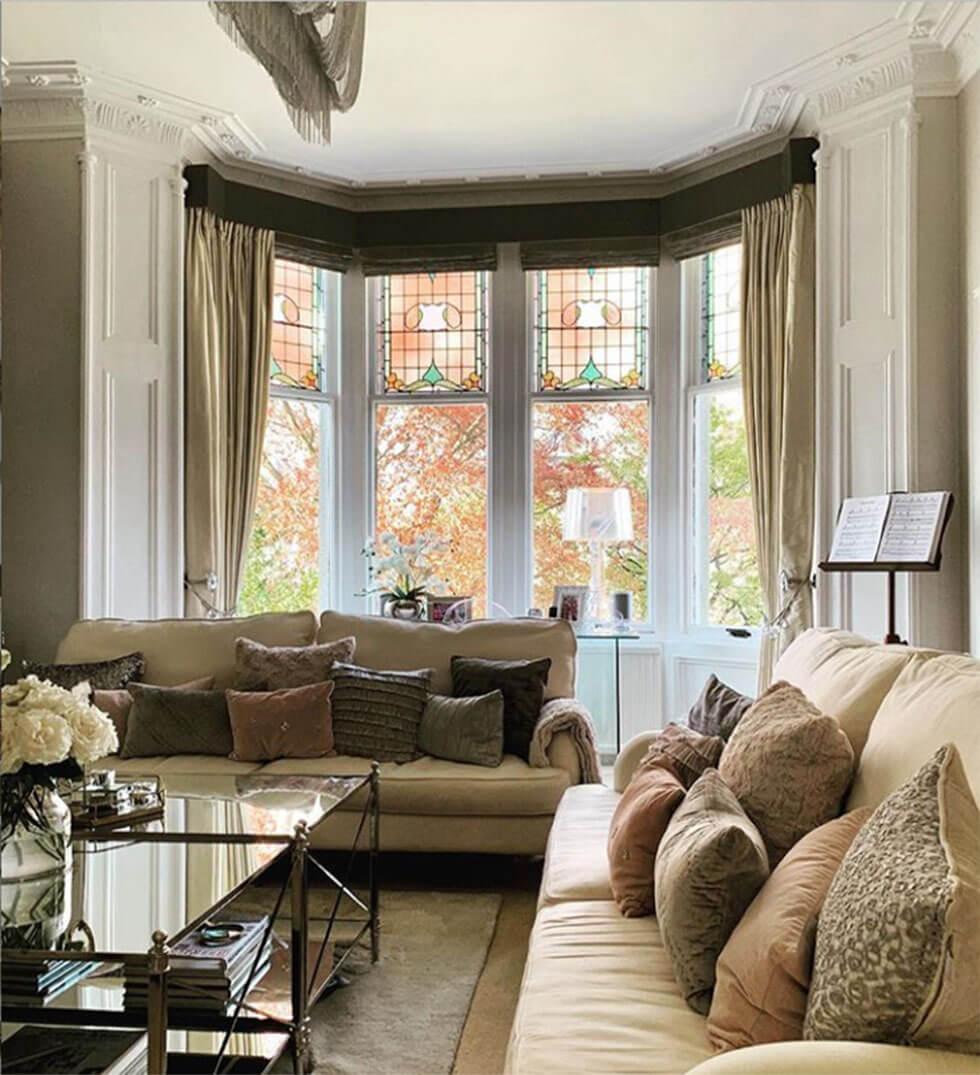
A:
271,259,325,390
378,272,488,393
534,267,649,391
700,244,742,382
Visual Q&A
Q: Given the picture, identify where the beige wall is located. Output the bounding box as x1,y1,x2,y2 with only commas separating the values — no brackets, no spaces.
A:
963,72,980,654
2,139,84,663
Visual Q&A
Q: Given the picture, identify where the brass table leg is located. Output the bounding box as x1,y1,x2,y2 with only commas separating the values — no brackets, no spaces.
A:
146,929,170,1075
291,819,312,1075
370,762,381,964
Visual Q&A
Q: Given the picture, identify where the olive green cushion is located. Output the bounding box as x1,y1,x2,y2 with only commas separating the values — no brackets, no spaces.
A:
451,656,550,761
120,685,233,758
418,692,505,768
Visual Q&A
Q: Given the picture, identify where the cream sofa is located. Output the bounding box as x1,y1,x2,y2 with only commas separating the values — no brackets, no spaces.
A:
55,609,586,854
506,628,980,1075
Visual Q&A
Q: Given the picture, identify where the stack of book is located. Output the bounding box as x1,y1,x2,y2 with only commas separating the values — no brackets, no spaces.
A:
124,916,272,1014
2,956,99,1007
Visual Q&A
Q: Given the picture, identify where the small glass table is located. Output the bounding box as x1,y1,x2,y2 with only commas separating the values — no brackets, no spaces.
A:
575,631,641,755
1,769,380,1075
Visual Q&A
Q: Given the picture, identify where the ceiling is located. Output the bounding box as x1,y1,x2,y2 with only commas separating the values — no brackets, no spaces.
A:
0,1,962,186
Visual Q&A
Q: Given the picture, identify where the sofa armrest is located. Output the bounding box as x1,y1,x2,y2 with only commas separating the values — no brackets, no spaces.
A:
612,731,660,791
544,729,581,786
687,1042,980,1075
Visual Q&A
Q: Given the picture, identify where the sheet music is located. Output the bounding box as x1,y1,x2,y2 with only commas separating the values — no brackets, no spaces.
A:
877,491,949,563
828,496,891,562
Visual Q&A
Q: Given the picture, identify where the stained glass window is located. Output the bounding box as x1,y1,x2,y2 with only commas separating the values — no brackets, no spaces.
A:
378,271,488,393
534,267,649,391
271,259,326,391
700,244,742,381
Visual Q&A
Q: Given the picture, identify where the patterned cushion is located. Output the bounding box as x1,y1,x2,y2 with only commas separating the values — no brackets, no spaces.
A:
687,675,754,741
451,656,551,762
608,763,686,917
718,681,854,865
655,768,770,1014
805,745,980,1052
331,663,431,763
121,686,232,758
24,652,145,691
93,677,214,744
234,636,355,691
638,722,724,789
418,692,504,768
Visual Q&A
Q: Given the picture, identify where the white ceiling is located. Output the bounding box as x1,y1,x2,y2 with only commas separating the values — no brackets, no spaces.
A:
0,1,921,184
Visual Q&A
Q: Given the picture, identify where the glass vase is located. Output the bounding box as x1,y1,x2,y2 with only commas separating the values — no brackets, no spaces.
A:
1,785,73,883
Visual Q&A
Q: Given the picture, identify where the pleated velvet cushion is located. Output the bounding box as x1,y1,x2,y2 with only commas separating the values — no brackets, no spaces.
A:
331,663,431,763
655,768,770,1014
804,745,980,1052
25,652,145,691
121,686,232,758
638,722,724,789
450,656,551,761
608,763,686,917
418,692,504,767
707,806,872,1051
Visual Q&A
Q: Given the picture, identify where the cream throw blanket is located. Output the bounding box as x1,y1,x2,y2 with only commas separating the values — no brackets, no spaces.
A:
529,698,602,784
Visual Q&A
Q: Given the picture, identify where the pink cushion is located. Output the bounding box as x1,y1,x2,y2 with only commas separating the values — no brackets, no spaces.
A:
226,681,335,763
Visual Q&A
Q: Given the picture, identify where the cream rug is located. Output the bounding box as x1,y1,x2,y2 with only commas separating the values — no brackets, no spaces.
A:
237,888,503,1075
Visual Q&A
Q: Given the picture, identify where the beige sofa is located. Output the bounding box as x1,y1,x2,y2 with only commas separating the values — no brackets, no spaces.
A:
56,609,586,854
506,628,980,1075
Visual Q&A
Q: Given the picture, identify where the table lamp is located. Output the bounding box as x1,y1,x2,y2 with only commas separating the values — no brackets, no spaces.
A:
562,487,634,623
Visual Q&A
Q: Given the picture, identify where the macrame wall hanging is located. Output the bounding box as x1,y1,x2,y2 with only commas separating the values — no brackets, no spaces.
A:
210,1,366,145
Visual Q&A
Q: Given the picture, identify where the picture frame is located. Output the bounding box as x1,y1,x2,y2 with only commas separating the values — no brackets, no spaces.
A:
553,585,589,626
427,595,473,625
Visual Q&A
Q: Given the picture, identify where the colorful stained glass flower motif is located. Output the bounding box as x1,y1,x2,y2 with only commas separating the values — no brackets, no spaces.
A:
535,266,649,391
271,259,325,391
379,271,488,393
700,244,742,382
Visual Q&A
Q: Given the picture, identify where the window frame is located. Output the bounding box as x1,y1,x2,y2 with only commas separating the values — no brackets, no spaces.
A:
681,248,760,641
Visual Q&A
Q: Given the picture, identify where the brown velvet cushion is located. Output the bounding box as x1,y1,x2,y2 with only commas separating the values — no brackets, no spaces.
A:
687,674,754,741
655,768,770,1014
93,677,215,745
226,681,336,763
707,806,872,1051
608,764,686,917
234,636,356,691
639,722,724,789
718,681,855,865
451,656,551,762
24,652,145,691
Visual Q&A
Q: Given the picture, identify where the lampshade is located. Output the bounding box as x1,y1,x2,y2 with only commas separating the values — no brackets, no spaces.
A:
562,487,634,543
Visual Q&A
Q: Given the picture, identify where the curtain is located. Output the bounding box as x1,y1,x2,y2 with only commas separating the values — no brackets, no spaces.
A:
185,208,274,617
741,184,816,690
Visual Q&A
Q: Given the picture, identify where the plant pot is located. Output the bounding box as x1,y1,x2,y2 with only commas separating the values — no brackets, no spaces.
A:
1,785,73,884
386,598,423,621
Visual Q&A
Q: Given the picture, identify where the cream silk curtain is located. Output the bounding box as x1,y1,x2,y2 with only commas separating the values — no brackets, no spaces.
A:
741,184,816,690
185,208,274,617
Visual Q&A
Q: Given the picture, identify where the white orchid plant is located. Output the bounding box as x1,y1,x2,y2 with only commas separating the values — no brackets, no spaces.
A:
1,670,118,838
358,532,451,608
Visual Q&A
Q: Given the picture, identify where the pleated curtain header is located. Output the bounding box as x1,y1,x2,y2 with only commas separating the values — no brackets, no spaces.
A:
519,235,660,271
358,242,498,277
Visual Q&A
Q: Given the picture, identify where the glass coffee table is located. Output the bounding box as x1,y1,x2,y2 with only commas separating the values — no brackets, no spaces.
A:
1,768,380,1075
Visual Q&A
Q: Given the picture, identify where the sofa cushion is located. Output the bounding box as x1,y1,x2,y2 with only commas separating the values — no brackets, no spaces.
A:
539,784,618,907
56,612,318,689
331,663,431,763
718,682,854,865
317,611,576,699
234,635,355,690
687,674,753,741
95,754,263,778
772,627,937,759
848,653,980,810
121,686,233,758
506,900,712,1075
227,681,336,762
258,753,571,817
639,723,724,789
418,691,504,768
451,656,550,762
25,652,146,691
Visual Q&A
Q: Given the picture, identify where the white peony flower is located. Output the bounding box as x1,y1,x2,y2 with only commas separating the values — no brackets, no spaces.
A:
13,708,73,766
65,700,118,763
1,713,24,775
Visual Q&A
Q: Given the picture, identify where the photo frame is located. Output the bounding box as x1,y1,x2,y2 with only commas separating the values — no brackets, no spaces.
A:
427,596,473,625
553,585,589,626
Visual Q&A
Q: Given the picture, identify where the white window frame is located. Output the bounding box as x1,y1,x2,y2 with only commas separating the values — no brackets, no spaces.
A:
681,248,760,641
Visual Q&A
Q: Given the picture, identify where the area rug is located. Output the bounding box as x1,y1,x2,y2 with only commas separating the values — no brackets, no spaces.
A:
235,888,502,1075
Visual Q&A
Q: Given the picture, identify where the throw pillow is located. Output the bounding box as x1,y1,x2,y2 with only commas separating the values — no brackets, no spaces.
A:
707,806,872,1051
121,685,233,758
687,674,754,741
226,681,336,763
234,636,355,691
718,681,854,865
450,656,551,762
638,722,724,789
24,652,145,691
418,692,504,768
608,763,686,917
804,744,980,1052
331,663,431,763
655,768,770,1014
93,676,215,745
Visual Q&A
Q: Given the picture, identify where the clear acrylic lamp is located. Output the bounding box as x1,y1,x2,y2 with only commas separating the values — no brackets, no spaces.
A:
562,487,634,622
